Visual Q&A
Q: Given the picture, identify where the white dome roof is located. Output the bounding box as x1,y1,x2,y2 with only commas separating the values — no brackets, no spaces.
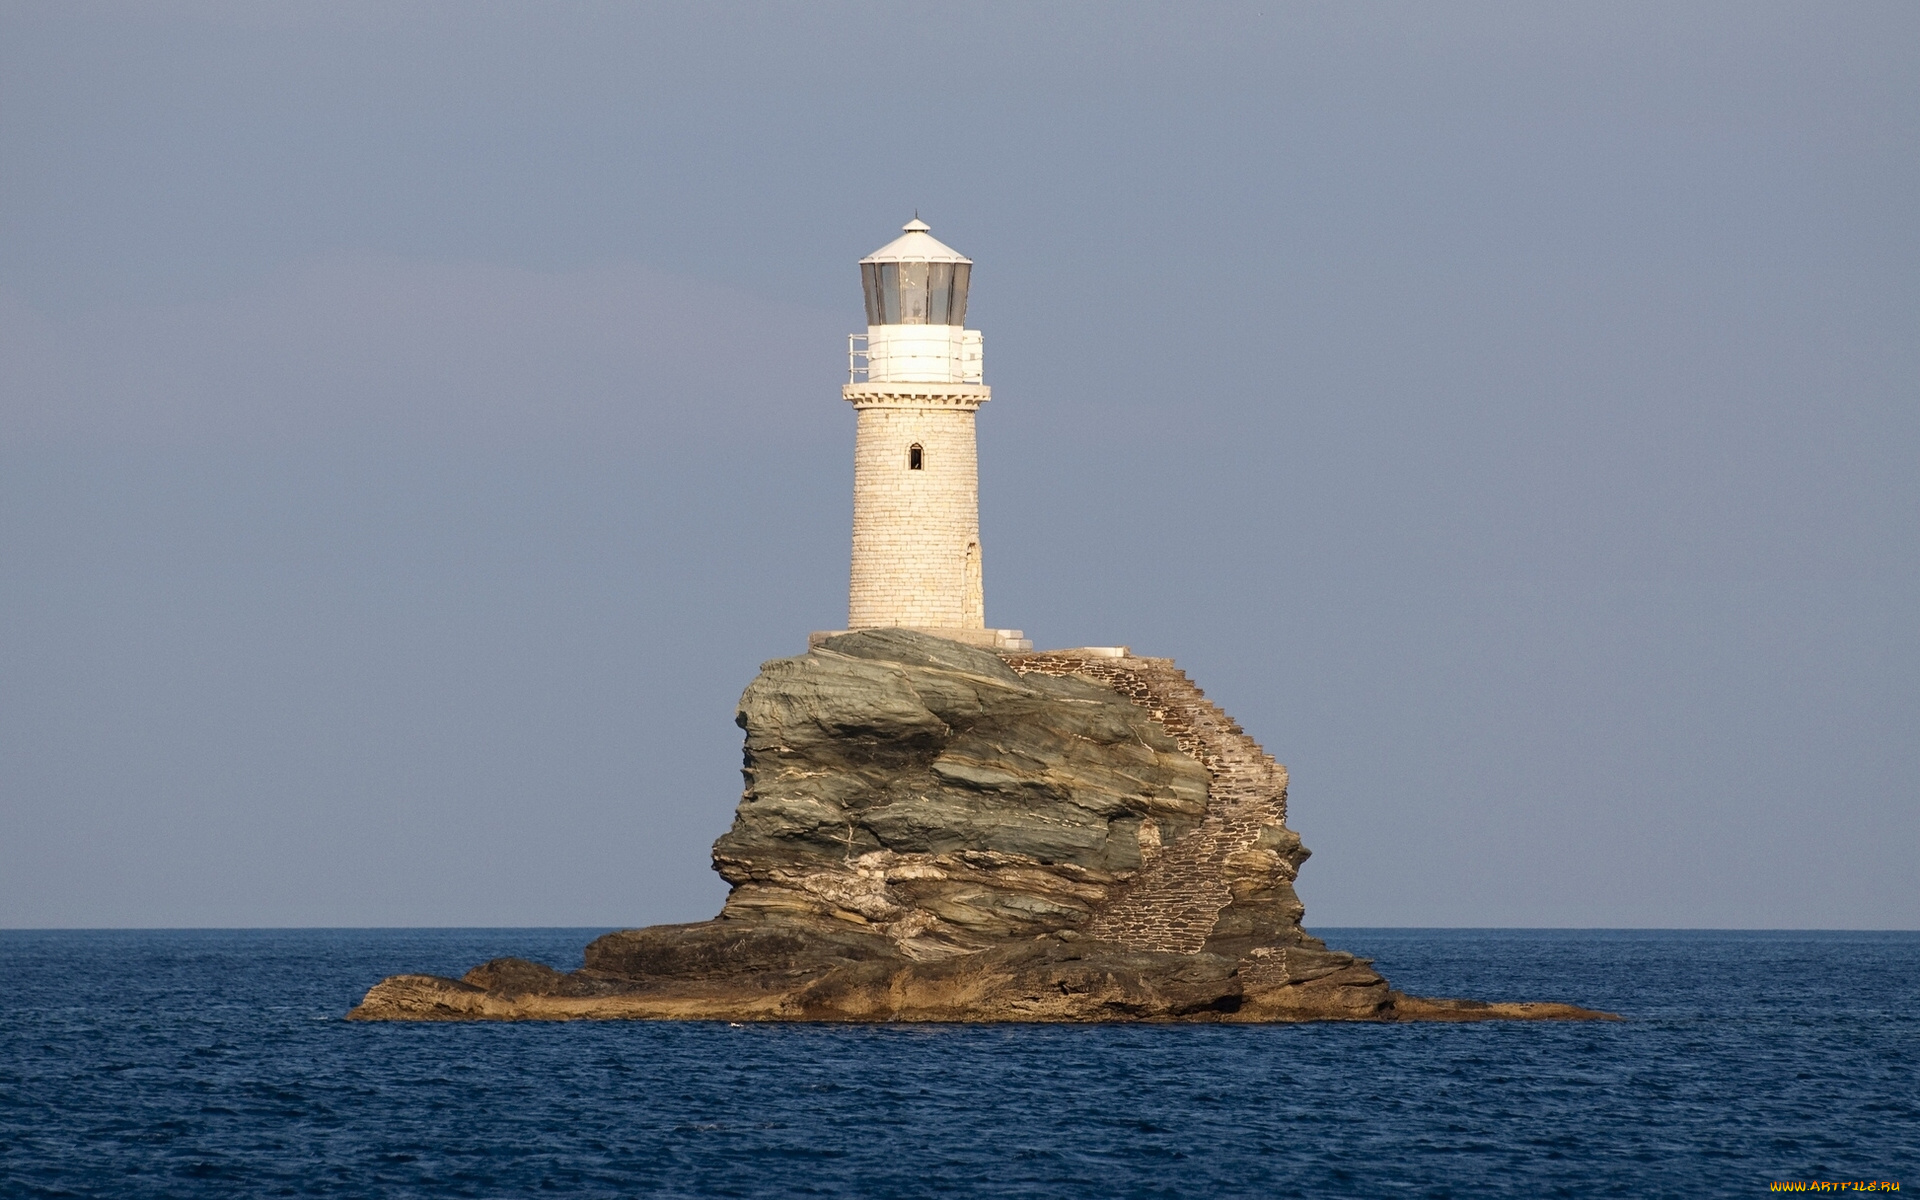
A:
860,219,971,265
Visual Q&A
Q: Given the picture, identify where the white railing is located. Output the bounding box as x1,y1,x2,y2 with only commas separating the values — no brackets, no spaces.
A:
957,329,983,384
851,329,985,385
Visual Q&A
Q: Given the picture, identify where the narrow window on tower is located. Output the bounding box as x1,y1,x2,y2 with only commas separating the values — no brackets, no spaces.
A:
908,444,924,470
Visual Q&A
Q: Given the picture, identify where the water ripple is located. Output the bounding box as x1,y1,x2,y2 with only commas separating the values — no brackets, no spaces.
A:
1,928,1914,1197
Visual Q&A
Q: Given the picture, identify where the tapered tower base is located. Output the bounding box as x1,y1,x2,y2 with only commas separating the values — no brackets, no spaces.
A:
845,384,990,631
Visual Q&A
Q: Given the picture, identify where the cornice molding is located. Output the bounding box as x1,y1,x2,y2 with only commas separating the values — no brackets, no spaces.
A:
842,383,990,410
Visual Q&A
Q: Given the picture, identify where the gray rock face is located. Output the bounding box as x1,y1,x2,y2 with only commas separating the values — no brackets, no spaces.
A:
713,630,1211,955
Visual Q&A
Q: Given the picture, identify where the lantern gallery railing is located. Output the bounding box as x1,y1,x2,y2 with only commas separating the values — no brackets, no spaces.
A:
850,327,985,386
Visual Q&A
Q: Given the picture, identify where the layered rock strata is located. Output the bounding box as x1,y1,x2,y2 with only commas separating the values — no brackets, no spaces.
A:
350,630,1613,1023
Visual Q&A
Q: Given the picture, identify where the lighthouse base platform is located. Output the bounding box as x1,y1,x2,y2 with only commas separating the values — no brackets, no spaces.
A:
810,626,1032,652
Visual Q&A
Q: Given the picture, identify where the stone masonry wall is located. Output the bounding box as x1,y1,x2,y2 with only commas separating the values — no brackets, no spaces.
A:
848,399,985,630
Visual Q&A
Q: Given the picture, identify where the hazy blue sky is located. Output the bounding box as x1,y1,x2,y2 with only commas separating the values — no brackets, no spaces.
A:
3,1,1915,929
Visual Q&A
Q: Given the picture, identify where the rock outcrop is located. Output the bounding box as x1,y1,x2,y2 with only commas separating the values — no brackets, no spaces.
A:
349,631,1614,1023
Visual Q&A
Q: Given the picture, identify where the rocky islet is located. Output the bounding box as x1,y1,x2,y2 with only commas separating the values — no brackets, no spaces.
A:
349,630,1613,1023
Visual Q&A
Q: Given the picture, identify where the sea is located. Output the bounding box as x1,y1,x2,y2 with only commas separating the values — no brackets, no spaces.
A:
1,929,1913,1198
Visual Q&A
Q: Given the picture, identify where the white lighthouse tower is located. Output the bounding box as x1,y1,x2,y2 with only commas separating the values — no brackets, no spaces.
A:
826,219,1030,652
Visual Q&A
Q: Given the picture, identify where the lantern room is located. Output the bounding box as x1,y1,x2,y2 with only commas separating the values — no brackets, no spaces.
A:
859,219,972,327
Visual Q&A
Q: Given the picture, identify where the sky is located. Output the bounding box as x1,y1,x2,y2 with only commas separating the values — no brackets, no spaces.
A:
2,1,1915,929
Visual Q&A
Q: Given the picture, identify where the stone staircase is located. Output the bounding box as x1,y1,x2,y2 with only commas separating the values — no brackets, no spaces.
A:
1004,652,1290,954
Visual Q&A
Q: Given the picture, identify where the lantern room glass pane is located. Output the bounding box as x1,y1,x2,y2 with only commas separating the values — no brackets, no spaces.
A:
898,261,930,322
949,263,970,326
861,263,884,326
927,262,954,325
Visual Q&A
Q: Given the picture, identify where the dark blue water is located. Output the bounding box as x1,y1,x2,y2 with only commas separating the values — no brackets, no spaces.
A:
2,929,1913,1198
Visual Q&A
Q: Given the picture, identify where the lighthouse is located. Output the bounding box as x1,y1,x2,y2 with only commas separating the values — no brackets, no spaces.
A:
826,219,1030,652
